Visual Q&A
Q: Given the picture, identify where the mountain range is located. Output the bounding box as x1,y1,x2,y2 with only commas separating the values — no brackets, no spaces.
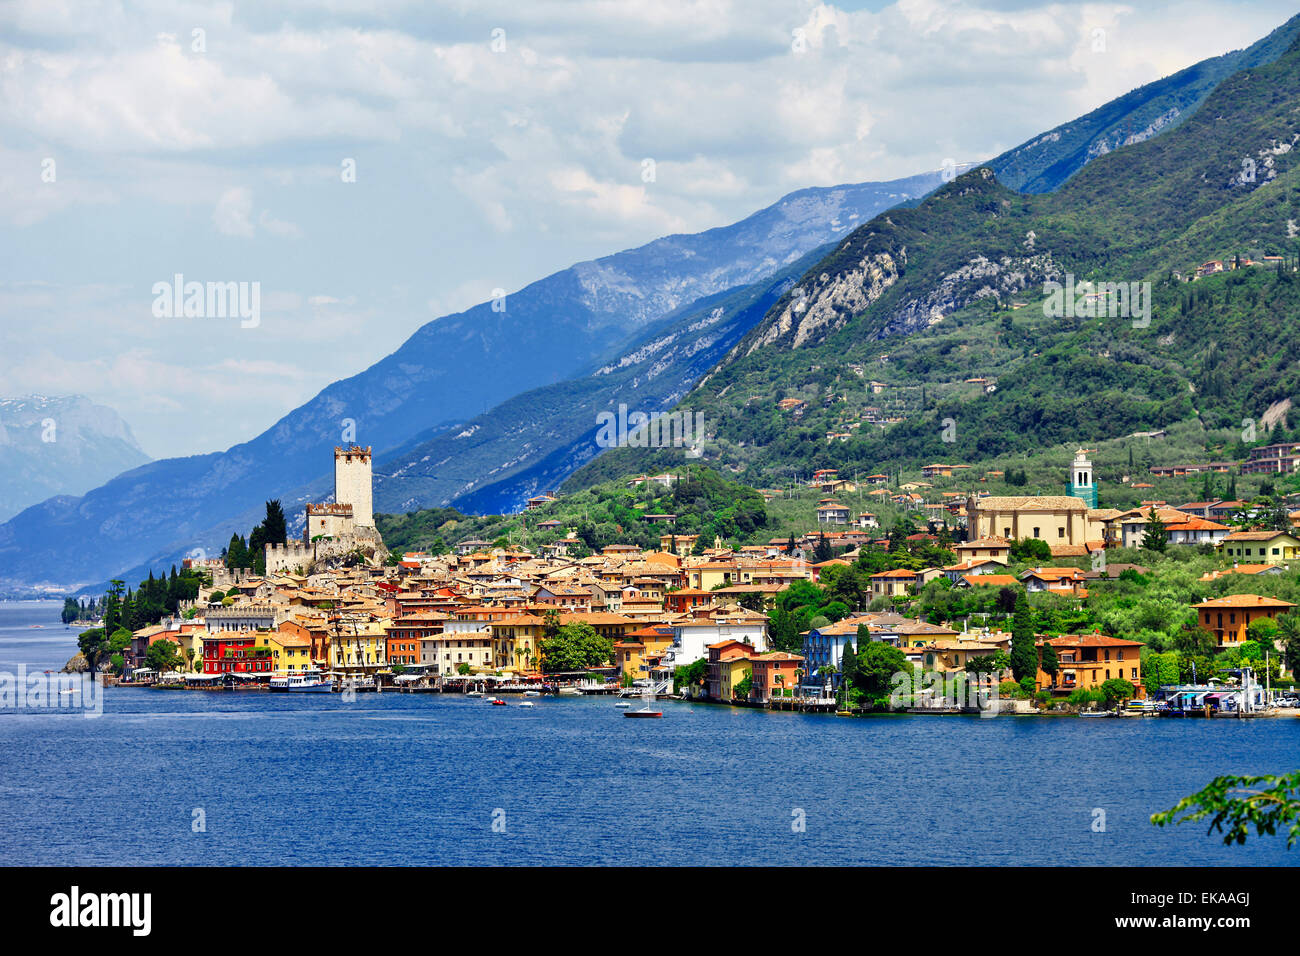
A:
3,12,1299,592
567,27,1300,491
0,396,150,524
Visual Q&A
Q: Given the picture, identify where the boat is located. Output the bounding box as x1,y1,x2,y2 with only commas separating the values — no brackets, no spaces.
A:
518,701,535,708
490,698,507,706
1079,710,1115,718
623,685,663,718
523,690,541,697
269,669,332,693
466,690,483,698
614,701,632,709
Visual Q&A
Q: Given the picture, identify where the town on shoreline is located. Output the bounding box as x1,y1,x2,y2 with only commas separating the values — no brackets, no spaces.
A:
63,444,1300,720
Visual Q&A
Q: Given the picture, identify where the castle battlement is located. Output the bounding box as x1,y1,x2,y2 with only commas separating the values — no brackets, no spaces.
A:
306,502,354,516
335,445,372,463
265,540,315,576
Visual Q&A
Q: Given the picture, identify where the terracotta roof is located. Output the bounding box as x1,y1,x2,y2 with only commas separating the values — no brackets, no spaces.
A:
1192,594,1296,610
1042,632,1142,648
960,574,1019,587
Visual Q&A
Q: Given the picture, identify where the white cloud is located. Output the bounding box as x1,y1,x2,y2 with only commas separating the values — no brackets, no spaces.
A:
212,187,301,239
0,0,1295,455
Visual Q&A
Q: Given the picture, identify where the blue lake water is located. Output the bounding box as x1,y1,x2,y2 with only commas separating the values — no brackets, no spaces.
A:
1,599,1297,866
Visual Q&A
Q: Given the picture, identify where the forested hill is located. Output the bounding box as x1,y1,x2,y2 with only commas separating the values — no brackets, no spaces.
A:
566,34,1300,491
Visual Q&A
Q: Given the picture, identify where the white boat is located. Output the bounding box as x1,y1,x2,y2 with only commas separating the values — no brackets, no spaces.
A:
466,690,483,698
624,685,663,718
269,669,332,693
519,701,535,708
614,701,632,708
523,690,541,697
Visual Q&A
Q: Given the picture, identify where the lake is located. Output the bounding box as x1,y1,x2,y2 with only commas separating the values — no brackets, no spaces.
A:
1,599,1296,866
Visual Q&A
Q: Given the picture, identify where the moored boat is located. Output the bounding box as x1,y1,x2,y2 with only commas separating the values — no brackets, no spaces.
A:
269,669,332,693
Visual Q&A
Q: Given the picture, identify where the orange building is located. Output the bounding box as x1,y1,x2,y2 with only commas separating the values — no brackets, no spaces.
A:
1191,594,1296,648
749,652,804,703
665,588,714,614
1036,633,1143,697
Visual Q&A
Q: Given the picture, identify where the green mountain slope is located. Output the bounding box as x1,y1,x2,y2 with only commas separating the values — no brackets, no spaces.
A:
566,34,1300,491
991,12,1300,193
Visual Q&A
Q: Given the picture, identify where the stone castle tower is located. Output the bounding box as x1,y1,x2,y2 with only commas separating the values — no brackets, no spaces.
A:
266,445,386,575
334,445,373,527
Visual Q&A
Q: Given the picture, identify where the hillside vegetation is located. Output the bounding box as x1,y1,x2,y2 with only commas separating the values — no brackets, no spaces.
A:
566,36,1300,494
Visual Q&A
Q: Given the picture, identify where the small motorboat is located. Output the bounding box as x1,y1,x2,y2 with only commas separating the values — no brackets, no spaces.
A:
614,701,632,709
519,701,535,708
466,690,483,698
1080,710,1115,718
490,698,507,706
523,690,541,697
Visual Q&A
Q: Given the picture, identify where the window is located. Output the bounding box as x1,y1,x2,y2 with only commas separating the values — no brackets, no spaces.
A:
1033,527,1040,538
1058,528,1065,538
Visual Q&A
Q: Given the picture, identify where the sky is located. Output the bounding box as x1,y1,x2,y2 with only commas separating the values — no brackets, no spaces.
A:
1,0,1295,459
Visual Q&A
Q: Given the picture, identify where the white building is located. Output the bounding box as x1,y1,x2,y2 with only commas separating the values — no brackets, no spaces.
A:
661,611,770,670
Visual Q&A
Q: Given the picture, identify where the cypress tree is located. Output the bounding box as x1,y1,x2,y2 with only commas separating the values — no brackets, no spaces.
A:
262,499,287,546
1040,641,1059,684
1009,592,1037,682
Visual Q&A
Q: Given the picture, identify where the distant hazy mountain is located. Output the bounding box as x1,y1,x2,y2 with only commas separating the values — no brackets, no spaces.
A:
0,396,149,523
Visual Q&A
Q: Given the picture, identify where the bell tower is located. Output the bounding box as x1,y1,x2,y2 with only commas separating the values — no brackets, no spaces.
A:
1069,449,1097,508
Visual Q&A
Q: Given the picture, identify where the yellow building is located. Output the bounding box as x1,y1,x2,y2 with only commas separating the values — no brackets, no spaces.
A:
1218,530,1300,565
966,495,1108,547
870,568,918,600
612,626,675,682
686,562,736,591
330,618,390,678
489,618,544,672
254,630,314,674
489,611,642,673
717,656,754,702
